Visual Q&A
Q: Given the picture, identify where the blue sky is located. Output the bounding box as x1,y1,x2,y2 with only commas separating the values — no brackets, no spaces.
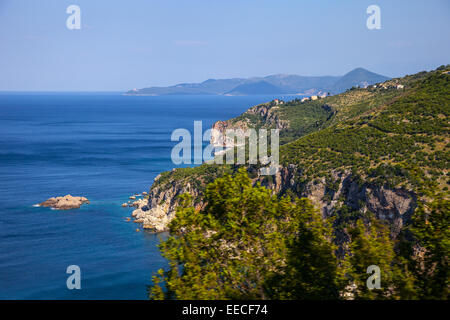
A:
0,0,449,91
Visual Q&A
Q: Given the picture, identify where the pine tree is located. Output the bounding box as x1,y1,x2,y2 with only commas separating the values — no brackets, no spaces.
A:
149,168,342,299
267,198,342,299
411,194,450,299
150,168,295,299
148,169,449,300
344,218,399,299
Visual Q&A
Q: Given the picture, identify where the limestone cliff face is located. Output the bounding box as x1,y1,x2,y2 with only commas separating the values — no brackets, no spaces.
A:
299,171,416,238
211,120,250,148
131,173,203,232
246,101,289,130
211,100,289,148
133,164,416,237
257,166,416,238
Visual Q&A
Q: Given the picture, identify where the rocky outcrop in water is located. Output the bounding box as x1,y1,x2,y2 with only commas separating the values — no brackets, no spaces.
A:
38,195,89,210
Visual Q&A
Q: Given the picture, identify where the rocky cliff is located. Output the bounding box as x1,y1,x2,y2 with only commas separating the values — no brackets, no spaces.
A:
130,67,448,239
211,100,289,148
132,163,416,238
131,171,204,232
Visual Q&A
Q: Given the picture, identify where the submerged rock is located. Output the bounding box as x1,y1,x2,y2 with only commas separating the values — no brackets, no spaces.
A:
38,195,89,210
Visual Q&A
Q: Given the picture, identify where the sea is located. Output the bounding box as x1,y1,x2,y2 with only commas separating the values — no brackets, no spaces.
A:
0,92,295,299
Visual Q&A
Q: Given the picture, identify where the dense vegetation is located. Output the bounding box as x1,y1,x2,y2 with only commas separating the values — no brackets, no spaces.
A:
148,66,449,300
281,69,449,194
150,170,448,299
152,66,449,204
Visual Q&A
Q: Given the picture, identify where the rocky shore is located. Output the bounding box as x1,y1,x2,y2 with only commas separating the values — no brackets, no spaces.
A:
38,195,89,210
124,178,200,232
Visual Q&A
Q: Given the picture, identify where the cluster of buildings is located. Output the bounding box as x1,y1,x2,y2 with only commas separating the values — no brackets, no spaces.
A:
300,92,327,103
273,99,284,105
370,83,405,90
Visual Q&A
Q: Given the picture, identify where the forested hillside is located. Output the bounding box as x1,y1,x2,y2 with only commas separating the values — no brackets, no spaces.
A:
139,66,449,299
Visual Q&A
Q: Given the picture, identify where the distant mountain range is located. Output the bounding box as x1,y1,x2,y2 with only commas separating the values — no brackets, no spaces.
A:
125,68,390,96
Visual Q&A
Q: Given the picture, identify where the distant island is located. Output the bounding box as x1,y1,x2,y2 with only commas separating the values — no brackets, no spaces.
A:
125,67,390,96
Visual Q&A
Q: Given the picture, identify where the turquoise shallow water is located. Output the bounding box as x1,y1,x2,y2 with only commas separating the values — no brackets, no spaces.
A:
0,92,292,299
